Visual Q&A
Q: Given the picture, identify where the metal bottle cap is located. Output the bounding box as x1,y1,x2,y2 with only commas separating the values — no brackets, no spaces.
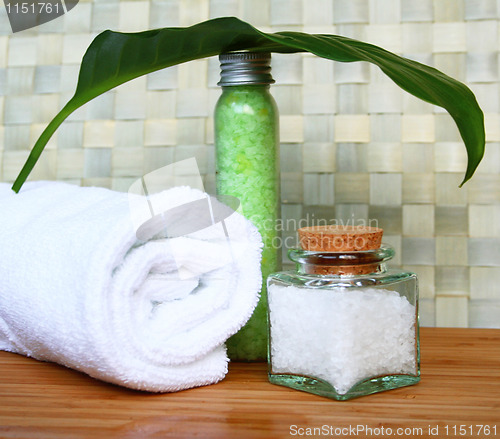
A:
217,52,275,86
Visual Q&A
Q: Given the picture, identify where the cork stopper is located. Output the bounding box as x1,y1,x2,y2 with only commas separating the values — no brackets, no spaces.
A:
298,225,383,252
297,225,384,275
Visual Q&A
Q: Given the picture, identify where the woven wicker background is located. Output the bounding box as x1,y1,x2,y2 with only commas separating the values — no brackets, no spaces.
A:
1,0,499,328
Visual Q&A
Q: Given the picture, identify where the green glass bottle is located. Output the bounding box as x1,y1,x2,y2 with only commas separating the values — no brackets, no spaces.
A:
215,52,281,361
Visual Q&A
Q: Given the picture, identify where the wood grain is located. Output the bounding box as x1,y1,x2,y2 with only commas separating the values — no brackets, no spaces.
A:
0,328,499,439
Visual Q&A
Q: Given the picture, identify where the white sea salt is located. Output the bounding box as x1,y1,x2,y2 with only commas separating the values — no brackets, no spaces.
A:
268,285,417,395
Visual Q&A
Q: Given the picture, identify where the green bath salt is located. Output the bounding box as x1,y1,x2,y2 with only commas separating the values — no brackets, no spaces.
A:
215,53,281,361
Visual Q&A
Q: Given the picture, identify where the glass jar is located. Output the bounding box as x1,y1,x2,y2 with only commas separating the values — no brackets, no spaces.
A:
215,52,281,361
267,225,420,400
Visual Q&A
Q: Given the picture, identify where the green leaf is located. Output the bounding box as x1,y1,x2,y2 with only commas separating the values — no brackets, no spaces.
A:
12,16,485,192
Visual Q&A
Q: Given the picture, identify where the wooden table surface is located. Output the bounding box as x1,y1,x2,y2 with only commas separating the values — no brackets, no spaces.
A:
0,328,499,439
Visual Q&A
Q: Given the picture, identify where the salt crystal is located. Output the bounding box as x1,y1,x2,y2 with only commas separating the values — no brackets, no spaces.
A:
268,285,417,395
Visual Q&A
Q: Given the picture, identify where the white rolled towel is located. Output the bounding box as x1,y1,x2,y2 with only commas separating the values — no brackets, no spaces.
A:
0,181,262,391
